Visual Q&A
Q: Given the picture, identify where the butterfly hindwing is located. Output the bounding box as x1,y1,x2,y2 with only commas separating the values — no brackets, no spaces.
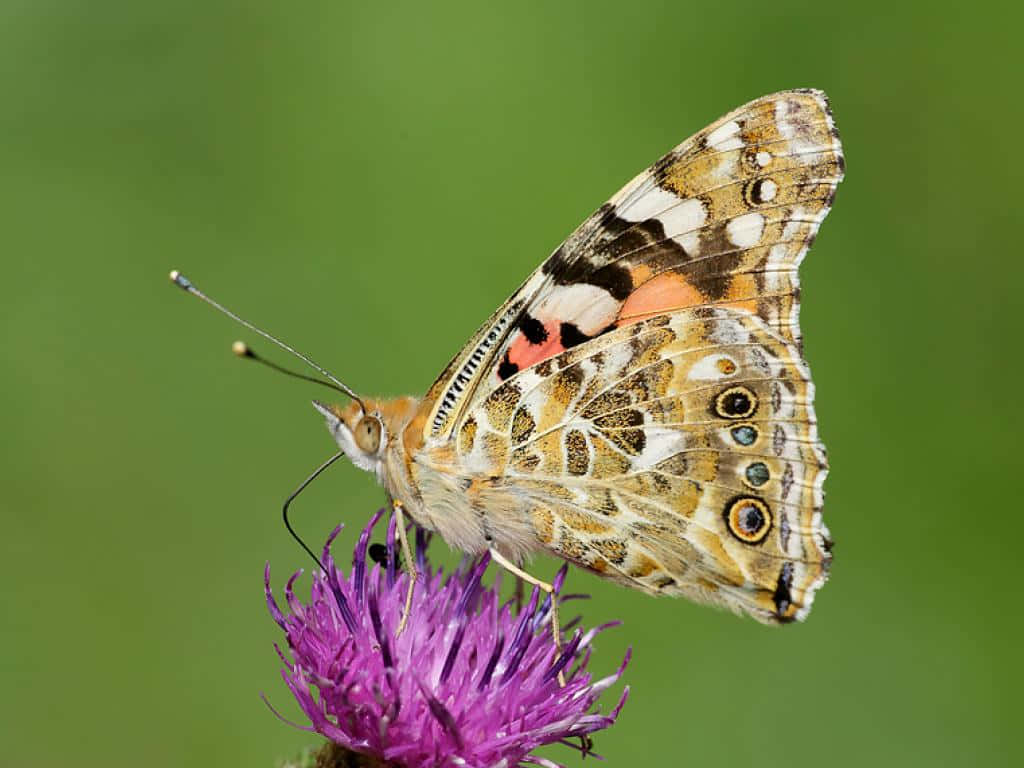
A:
411,90,842,449
457,308,831,623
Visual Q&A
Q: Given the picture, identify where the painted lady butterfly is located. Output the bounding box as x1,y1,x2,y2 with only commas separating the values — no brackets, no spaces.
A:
174,89,842,646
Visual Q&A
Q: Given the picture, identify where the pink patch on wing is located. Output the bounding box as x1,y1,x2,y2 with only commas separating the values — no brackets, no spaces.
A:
505,322,566,372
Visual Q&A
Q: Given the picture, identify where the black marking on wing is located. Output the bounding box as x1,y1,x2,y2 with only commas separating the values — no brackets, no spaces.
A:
559,322,592,349
497,351,519,381
543,245,635,301
773,561,795,621
541,204,697,302
519,314,548,345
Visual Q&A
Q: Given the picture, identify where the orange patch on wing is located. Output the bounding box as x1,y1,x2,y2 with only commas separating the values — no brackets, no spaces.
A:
628,264,654,284
720,273,759,314
617,272,704,325
506,322,565,370
721,298,758,314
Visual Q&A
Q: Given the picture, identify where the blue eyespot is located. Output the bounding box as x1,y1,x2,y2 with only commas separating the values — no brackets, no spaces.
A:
745,462,770,487
731,425,757,446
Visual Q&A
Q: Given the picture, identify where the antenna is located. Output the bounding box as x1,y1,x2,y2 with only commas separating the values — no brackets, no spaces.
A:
169,270,365,412
231,340,354,397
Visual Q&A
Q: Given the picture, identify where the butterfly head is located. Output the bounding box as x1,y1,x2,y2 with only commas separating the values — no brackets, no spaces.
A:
313,397,418,477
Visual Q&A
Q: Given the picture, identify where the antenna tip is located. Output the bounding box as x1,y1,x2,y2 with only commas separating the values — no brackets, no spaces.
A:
232,340,250,357
169,270,192,290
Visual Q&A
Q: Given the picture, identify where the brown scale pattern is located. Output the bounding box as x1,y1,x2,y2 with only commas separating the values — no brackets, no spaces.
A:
565,430,589,476
510,406,536,445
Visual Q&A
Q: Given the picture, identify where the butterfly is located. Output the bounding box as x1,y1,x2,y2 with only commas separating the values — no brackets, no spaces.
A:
173,89,841,643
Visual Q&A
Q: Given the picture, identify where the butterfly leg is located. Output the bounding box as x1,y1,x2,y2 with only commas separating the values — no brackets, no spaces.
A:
391,498,419,638
488,548,566,687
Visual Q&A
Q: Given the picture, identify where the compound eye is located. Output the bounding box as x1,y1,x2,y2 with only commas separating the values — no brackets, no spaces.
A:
354,416,382,454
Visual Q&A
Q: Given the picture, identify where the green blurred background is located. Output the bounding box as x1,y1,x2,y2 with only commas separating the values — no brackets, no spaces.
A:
2,1,1020,766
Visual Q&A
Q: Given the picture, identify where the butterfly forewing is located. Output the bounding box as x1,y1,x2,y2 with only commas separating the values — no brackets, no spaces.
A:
416,90,841,445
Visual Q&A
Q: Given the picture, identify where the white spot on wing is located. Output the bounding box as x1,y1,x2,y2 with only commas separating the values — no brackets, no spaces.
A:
660,198,707,237
534,284,619,336
616,185,679,222
634,426,685,469
677,231,700,255
705,120,743,151
756,151,772,167
687,354,738,381
726,212,765,248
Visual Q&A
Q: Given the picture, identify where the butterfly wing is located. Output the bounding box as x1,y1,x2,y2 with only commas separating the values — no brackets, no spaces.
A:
406,89,842,454
457,308,831,623
405,90,840,620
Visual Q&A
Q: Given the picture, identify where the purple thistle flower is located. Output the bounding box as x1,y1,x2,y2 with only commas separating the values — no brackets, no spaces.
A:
265,509,630,768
